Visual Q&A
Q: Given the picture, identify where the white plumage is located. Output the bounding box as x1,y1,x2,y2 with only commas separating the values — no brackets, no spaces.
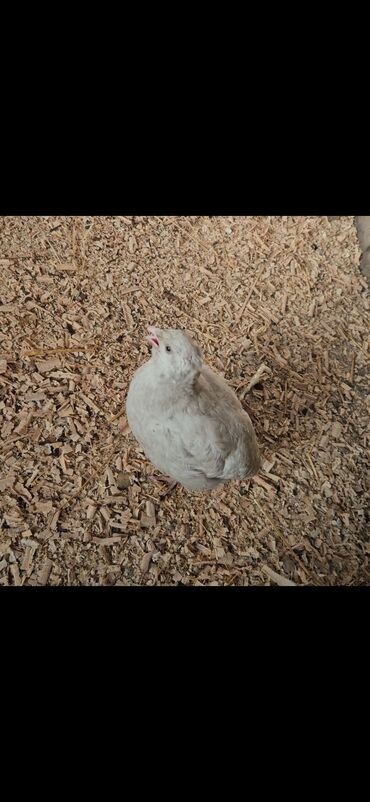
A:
126,327,261,491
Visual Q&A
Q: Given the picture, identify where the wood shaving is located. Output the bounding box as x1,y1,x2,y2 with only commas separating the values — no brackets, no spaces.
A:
1,215,369,585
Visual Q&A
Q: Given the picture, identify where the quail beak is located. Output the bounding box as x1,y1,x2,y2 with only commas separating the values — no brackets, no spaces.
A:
146,326,160,348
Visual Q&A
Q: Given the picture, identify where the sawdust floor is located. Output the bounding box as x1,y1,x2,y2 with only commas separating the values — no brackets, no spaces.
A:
0,216,369,586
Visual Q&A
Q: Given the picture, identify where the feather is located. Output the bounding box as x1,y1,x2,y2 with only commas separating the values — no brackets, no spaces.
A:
126,327,261,491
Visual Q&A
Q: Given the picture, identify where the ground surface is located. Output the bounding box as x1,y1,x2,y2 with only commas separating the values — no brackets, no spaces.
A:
0,216,369,586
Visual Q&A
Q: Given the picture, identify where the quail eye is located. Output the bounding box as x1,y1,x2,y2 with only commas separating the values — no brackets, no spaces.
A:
166,345,171,352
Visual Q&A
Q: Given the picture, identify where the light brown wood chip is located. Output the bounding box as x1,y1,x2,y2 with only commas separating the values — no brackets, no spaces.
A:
262,565,296,586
